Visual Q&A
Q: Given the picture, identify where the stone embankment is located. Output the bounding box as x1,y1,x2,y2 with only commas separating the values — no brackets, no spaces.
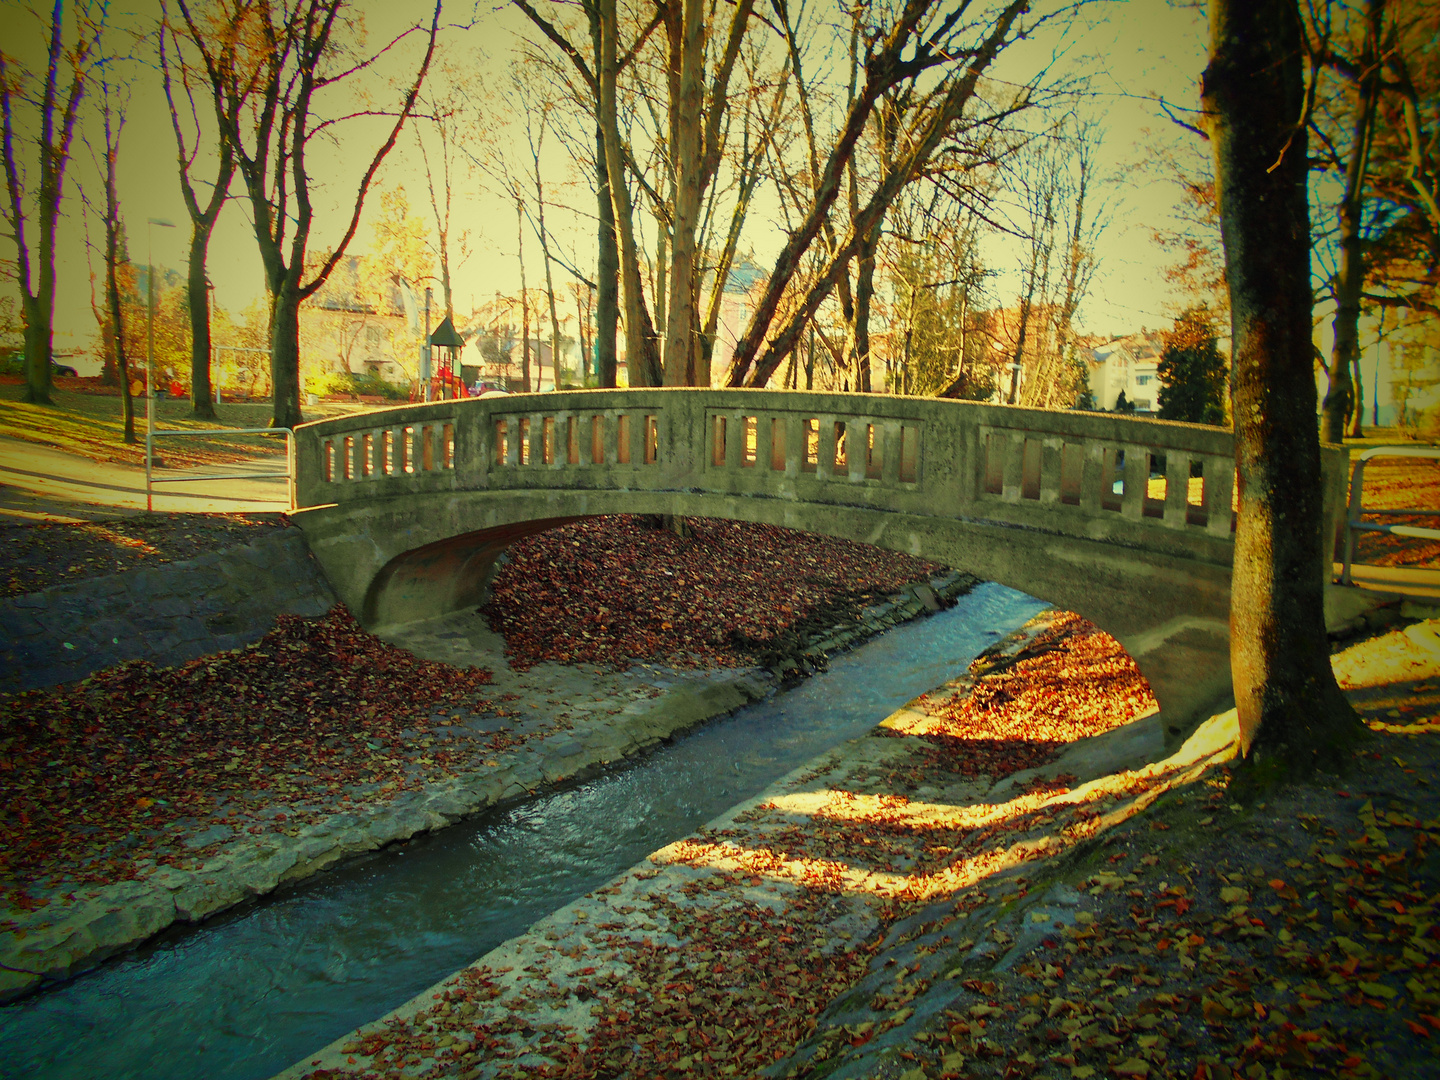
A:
0,536,974,1003
0,528,337,693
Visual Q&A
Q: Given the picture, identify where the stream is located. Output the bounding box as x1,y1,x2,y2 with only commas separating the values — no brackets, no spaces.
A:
0,582,1045,1080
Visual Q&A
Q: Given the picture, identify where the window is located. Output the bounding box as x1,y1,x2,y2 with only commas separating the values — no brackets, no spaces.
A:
1136,374,1152,386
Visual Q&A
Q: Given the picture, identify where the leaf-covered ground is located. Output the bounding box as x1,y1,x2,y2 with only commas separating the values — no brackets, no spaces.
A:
1351,455,1440,569
482,516,946,670
0,607,500,911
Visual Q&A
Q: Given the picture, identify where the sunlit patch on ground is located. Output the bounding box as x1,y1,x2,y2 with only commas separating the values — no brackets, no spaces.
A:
294,617,1440,1080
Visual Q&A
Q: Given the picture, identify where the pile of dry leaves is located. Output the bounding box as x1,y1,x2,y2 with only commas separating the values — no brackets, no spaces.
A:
483,516,945,670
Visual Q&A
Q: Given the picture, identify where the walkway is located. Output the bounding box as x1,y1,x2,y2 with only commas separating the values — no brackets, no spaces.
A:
0,435,289,521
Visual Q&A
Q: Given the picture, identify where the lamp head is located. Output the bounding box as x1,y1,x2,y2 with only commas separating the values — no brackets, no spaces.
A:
147,217,177,228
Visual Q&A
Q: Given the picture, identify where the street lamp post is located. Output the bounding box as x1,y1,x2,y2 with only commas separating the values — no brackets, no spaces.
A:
146,217,176,511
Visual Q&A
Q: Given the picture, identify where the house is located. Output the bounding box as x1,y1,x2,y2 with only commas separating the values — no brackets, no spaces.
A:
1087,329,1166,411
302,257,417,387
710,259,768,386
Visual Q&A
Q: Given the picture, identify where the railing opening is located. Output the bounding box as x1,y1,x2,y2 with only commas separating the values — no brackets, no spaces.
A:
899,425,918,483
742,416,756,467
1021,438,1041,500
567,417,580,465
543,417,555,466
834,422,847,472
865,424,882,479
984,433,1003,495
1144,453,1166,518
403,426,416,474
1059,443,1083,505
644,415,658,464
803,419,818,473
712,416,727,467
1101,448,1123,511
343,436,355,480
519,419,531,466
324,441,334,482
592,416,604,465
495,420,509,465
617,415,631,464
770,418,786,471
443,423,455,469
361,433,374,477
1188,459,1208,526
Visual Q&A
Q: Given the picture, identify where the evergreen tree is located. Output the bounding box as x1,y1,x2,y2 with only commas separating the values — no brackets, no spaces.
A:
1157,306,1227,425
1114,390,1136,413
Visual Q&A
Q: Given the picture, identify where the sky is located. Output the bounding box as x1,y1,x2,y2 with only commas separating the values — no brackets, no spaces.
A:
24,0,1217,368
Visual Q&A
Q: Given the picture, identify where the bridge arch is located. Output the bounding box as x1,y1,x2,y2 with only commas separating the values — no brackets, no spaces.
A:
291,388,1348,743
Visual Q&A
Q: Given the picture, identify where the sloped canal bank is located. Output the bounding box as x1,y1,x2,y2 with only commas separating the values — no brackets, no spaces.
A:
0,583,1049,1080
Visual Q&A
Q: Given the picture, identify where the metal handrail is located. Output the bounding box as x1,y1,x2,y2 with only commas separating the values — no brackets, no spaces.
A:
1340,444,1440,585
145,426,294,512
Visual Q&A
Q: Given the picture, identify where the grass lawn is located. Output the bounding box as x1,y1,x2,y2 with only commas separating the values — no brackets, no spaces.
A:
0,378,375,468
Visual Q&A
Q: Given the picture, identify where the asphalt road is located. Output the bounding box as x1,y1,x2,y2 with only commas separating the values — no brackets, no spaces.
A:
0,436,291,522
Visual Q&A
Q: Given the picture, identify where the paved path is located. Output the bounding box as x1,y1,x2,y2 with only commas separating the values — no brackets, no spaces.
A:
1337,560,1440,601
0,436,289,521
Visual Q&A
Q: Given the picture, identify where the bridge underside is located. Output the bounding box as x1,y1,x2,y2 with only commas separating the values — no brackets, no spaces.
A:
292,488,1235,745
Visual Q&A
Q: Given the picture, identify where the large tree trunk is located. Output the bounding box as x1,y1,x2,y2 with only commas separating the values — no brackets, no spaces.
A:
187,224,217,420
104,221,135,444
1322,0,1383,444
21,296,53,405
661,0,705,386
269,285,304,430
594,128,619,388
1203,0,1361,779
597,0,661,386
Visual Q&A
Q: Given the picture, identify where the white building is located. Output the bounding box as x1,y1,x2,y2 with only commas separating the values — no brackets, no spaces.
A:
1088,329,1165,411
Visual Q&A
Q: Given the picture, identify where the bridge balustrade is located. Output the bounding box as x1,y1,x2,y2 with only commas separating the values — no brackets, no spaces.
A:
295,389,1271,567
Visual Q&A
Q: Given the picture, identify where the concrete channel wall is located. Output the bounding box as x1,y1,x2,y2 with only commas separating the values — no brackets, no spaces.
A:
0,528,337,694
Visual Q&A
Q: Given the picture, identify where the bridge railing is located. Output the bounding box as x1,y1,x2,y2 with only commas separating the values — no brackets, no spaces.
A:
294,389,1346,568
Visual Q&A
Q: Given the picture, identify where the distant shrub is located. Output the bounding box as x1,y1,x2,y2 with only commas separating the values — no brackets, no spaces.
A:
309,370,407,401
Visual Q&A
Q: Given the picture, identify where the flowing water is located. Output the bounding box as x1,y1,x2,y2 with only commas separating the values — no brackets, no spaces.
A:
0,582,1045,1080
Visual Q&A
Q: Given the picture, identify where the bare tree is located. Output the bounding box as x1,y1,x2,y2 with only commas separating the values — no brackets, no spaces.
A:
725,0,1046,388
160,1,240,421
0,0,105,405
176,0,440,429
85,39,138,442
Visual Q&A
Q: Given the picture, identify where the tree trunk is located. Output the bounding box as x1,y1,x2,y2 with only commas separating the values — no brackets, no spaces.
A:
661,0,705,386
517,199,531,393
269,284,304,429
21,296,53,405
597,0,661,386
187,225,217,420
1322,0,1383,444
104,226,135,444
1203,0,1362,779
1349,351,1365,437
594,127,619,388
852,220,881,393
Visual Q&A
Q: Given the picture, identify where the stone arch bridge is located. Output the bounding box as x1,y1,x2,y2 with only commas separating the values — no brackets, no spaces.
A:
291,389,1348,742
